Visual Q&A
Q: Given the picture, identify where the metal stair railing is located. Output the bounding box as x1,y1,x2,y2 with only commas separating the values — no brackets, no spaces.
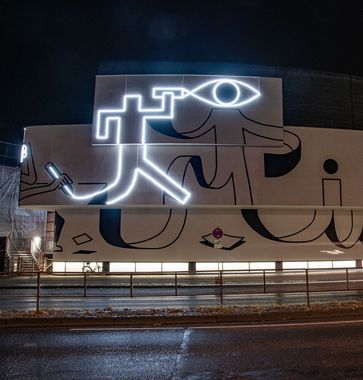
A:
30,238,46,272
6,236,44,273
6,236,21,272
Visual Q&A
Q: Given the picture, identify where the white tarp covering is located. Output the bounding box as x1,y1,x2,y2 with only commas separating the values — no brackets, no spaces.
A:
0,166,46,238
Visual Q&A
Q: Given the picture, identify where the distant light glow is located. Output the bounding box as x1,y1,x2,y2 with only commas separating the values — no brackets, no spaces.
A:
33,236,41,245
31,236,41,254
320,249,345,255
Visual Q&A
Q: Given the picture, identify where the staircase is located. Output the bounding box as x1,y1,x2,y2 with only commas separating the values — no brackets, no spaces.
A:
6,238,45,273
13,251,42,272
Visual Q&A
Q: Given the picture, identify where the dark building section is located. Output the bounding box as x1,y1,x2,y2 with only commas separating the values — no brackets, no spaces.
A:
282,70,356,130
3,63,363,145
0,141,20,167
352,76,363,128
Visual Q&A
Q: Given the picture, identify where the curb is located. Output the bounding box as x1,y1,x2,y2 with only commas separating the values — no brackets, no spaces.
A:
1,308,363,329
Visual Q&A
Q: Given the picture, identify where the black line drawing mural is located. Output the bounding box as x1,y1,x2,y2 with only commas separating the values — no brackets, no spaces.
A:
200,232,245,250
53,211,64,252
264,130,301,178
35,78,267,206
322,178,342,206
99,209,188,250
19,77,283,208
321,159,342,206
325,211,363,249
19,75,363,261
19,145,70,201
91,107,290,252
72,250,97,255
241,209,363,249
72,233,93,246
323,159,339,175
20,144,37,185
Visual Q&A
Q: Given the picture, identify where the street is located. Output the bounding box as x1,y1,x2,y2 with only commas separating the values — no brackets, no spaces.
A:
1,319,363,379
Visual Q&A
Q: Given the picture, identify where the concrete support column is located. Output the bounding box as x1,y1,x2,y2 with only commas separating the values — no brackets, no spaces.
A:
355,259,362,269
188,262,196,274
275,261,283,272
102,261,110,272
45,254,53,273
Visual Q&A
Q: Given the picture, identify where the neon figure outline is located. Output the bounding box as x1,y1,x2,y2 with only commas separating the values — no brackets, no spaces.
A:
20,144,28,163
44,78,261,205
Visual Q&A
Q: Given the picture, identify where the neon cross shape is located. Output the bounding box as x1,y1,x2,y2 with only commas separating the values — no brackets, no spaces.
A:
48,78,261,205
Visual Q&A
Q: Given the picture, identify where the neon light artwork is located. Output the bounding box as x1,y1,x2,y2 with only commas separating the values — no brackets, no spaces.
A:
20,144,28,163
44,78,261,205
45,162,74,196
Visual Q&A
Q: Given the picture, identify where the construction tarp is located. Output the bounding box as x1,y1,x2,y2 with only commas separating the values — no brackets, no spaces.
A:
0,165,46,238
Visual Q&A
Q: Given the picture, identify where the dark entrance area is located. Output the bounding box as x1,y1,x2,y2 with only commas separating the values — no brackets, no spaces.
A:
0,237,6,272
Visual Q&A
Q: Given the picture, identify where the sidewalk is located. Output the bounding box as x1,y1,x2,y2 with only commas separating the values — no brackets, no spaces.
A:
1,301,363,329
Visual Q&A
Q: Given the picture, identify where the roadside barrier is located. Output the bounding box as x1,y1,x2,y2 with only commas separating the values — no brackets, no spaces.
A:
0,268,363,312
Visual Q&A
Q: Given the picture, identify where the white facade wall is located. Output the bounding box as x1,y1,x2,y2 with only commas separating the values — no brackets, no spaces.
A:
18,75,363,262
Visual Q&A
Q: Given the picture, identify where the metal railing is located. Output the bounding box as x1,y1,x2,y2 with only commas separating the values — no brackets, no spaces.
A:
5,236,45,272
1,267,363,312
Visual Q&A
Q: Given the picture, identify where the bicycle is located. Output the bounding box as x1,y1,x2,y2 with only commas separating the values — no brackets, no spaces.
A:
82,262,102,273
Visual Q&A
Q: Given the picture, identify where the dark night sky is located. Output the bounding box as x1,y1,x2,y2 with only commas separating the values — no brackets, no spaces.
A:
1,0,362,143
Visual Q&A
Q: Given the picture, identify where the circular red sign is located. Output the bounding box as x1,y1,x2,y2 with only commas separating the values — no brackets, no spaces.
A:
212,227,224,239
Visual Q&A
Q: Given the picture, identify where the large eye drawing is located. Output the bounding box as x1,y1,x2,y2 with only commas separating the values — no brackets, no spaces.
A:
186,79,261,107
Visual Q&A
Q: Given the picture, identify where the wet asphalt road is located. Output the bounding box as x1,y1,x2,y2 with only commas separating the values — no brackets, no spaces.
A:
1,320,363,379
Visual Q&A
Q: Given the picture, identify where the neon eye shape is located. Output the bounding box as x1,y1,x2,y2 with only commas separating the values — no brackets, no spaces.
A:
185,79,261,107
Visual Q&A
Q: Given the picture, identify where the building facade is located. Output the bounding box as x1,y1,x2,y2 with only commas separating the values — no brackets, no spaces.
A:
18,66,363,267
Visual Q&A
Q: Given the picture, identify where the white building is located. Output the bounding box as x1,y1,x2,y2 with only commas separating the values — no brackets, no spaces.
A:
13,64,363,271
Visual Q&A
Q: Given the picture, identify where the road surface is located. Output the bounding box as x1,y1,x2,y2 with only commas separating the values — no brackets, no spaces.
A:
1,319,363,379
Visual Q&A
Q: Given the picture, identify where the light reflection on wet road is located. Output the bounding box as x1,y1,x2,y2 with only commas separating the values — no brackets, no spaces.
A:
1,320,363,379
